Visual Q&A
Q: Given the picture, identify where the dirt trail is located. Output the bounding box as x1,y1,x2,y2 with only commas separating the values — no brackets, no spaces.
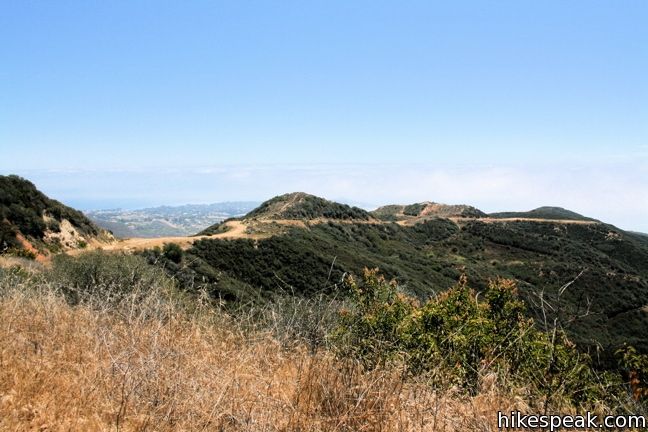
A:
74,220,254,254
456,217,599,225
75,216,601,254
398,217,599,227
93,217,381,253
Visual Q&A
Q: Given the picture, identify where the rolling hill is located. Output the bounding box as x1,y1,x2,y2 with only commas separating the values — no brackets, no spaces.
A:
372,201,487,223
244,192,374,221
489,206,599,221
0,175,113,259
3,180,648,362
145,193,648,362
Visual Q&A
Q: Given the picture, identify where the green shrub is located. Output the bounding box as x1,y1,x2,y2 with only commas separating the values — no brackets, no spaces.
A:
335,269,623,406
617,345,648,401
162,242,183,263
7,247,37,260
46,219,61,233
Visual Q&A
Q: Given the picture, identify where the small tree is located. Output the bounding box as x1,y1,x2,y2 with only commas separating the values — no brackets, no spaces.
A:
163,242,183,264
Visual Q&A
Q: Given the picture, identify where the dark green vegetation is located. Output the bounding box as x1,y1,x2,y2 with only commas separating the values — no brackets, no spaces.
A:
629,231,648,241
369,205,404,221
7,250,647,413
2,179,647,372
150,209,648,363
244,192,371,220
0,175,102,253
146,218,461,303
489,206,599,221
372,202,487,221
337,270,626,405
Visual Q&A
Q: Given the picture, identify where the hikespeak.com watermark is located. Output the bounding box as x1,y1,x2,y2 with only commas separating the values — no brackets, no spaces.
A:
498,411,646,431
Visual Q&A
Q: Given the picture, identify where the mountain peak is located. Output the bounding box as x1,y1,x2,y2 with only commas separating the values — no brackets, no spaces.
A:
244,192,373,221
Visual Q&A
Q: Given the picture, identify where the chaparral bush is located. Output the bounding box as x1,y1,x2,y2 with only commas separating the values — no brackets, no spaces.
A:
335,269,625,409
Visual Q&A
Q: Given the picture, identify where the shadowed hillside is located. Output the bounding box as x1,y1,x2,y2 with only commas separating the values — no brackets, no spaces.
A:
0,175,113,258
489,206,599,221
152,194,648,360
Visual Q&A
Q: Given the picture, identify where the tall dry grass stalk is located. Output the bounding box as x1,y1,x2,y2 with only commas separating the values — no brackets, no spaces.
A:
0,276,532,431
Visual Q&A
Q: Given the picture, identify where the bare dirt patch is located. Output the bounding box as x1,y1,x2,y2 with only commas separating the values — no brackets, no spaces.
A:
79,220,264,254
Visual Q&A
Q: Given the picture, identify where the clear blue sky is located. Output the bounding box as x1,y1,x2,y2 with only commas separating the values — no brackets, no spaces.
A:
1,1,647,230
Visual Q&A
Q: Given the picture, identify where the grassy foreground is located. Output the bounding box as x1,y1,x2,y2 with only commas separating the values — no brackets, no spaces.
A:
0,253,644,431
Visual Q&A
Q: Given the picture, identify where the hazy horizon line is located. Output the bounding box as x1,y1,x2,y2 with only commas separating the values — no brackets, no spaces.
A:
2,161,646,233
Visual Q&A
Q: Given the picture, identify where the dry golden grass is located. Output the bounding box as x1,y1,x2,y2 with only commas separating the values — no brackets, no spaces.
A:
0,283,533,431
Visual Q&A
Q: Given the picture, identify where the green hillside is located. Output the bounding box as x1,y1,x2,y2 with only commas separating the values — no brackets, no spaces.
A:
0,174,109,255
372,202,487,222
489,206,599,221
244,192,372,221
4,180,646,363
147,198,648,360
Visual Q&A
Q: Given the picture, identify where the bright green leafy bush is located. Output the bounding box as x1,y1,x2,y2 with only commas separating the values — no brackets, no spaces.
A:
335,269,624,406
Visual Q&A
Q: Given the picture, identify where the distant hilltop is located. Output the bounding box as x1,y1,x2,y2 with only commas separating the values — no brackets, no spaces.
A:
183,191,648,355
372,202,487,223
195,191,613,239
202,191,612,231
243,192,374,221
371,202,600,225
489,206,599,222
86,201,260,238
